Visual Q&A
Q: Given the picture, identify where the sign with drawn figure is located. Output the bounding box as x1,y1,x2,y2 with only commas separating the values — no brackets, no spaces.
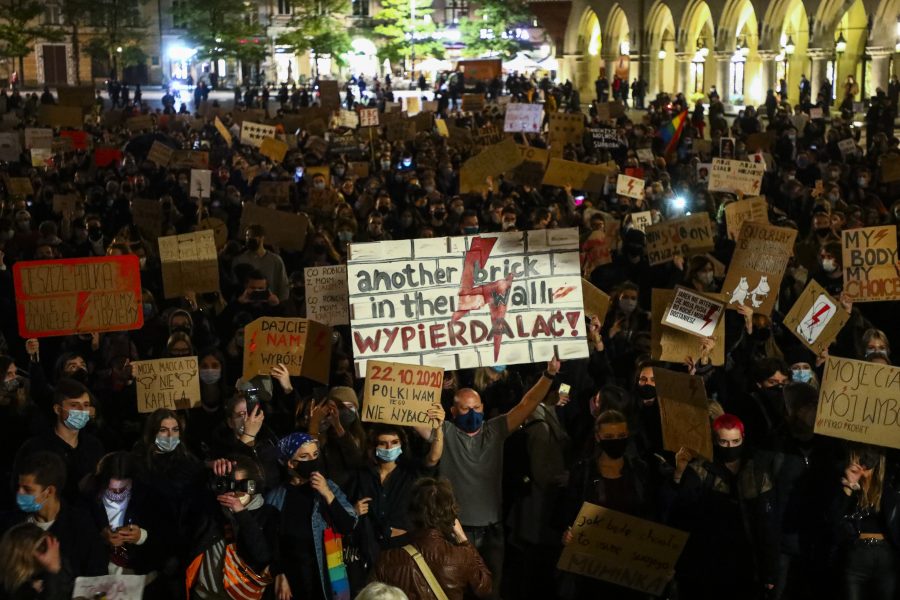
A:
347,229,589,374
13,256,143,338
189,169,212,198
783,280,851,354
134,357,200,413
722,221,797,316
842,225,899,302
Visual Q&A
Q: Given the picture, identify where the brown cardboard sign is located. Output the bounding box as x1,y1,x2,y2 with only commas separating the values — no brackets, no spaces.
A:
558,503,688,595
663,285,725,338
542,158,613,193
147,141,174,167
57,86,96,108
594,102,626,121
6,177,34,196
125,115,154,132
459,138,524,194
239,203,309,251
38,105,84,129
318,80,340,111
304,265,349,326
783,280,850,355
52,194,81,215
652,288,725,366
722,221,797,316
259,137,289,163
645,213,715,265
361,360,444,426
131,198,163,240
158,230,220,299
814,356,900,449
169,150,209,169
745,132,773,153
242,317,332,384
257,181,292,206
196,217,228,250
724,196,768,240
581,278,610,322
13,256,143,338
654,367,714,459
385,119,416,142
842,225,900,302
214,117,233,145
881,155,900,183
134,356,200,413
461,94,485,111
549,112,585,145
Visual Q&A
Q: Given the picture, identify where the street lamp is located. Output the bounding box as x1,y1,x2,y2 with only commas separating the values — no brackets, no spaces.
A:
784,35,795,55
620,41,630,56
658,49,667,59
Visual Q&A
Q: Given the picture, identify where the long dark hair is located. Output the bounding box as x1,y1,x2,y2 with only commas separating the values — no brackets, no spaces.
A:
409,477,459,541
140,408,189,469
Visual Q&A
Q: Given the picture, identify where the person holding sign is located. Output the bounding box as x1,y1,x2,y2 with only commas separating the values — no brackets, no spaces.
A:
669,415,778,599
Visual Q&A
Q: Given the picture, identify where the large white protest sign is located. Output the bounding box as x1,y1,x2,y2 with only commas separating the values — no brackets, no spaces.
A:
616,174,645,200
73,574,145,600
240,121,277,148
305,265,350,326
348,229,589,373
503,103,543,133
708,157,765,195
663,286,725,337
190,169,212,198
359,108,379,127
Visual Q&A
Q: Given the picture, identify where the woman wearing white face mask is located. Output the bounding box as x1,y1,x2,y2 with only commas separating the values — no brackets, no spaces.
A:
601,282,651,364
684,255,719,293
813,242,844,297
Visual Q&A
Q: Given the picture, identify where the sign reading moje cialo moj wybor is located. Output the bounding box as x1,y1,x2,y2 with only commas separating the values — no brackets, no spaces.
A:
347,229,589,372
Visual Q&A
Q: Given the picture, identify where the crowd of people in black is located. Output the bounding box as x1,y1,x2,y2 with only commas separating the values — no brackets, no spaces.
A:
0,66,896,600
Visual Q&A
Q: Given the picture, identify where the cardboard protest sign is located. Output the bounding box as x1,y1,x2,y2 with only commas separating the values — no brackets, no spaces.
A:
239,203,309,251
654,367,713,459
594,102,626,121
38,105,83,129
30,148,52,168
542,158,613,193
59,129,87,150
581,278,610,322
558,503,688,595
73,574,145,600
645,213,715,266
585,127,622,151
630,211,653,233
435,119,450,138
338,109,359,129
133,357,200,413
170,150,209,169
503,103,543,133
52,194,80,214
240,121,277,148
24,128,52,150
5,177,33,196
214,116,233,145
95,147,123,167
459,138,523,194
189,169,212,198
652,288,725,366
304,265,350,326
722,221,797,315
259,137,288,163
615,174,645,200
507,145,549,186
814,356,900,449
359,108,379,127
362,360,444,426
842,226,900,303
724,196,768,240
783,280,850,355
57,85,96,108
318,80,340,110
0,133,21,161
838,138,859,158
385,119,417,142
663,286,724,338
158,230,219,299
881,156,900,183
257,181,292,206
13,256,143,338
147,141,174,167
461,94,485,111
636,148,654,163
132,198,163,240
549,112,584,146
242,317,332,383
348,229,589,373
125,115,154,132
708,158,765,195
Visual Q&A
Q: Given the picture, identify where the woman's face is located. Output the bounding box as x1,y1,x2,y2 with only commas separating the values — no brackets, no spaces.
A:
638,367,655,388
375,434,401,451
596,421,629,441
158,417,180,439
169,341,191,357
64,357,86,374
200,355,222,370
291,442,320,463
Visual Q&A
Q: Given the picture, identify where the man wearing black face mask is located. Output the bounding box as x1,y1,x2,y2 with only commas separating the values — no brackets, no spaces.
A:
232,225,289,301
669,414,778,600
728,358,790,446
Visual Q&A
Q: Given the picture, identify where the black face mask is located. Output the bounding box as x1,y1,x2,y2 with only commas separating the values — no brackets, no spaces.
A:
814,227,832,237
752,328,772,342
246,238,261,251
68,368,89,384
625,244,644,257
293,458,321,480
636,384,657,401
714,444,743,463
760,385,784,403
599,438,628,459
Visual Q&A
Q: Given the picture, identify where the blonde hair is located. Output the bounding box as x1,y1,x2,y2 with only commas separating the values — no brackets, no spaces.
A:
0,523,45,593
850,447,887,511
473,366,505,391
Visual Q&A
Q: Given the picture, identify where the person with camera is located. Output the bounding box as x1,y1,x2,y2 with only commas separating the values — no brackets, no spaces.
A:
0,523,73,600
266,432,357,600
186,455,278,600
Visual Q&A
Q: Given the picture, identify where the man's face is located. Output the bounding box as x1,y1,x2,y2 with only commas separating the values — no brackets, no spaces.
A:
451,390,483,417
716,427,743,448
17,474,50,500
368,215,383,235
64,357,86,374
760,371,788,389
461,214,478,230
55,393,92,423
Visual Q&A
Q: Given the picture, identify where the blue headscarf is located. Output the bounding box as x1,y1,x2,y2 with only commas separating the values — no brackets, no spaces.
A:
277,432,317,463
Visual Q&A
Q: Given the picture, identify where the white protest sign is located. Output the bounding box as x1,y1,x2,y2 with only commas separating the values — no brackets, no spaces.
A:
338,109,359,129
24,128,53,150
304,265,350,326
636,148,655,163
708,157,765,195
240,121,277,148
663,286,724,337
838,138,858,157
503,103,543,133
30,148,52,168
348,229,589,373
0,132,21,162
616,174,645,200
631,211,653,233
190,169,212,198
359,108,379,127
74,574,145,600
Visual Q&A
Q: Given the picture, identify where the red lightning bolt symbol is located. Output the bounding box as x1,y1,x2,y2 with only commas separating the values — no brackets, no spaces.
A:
453,237,515,362
314,330,328,352
872,228,889,245
700,306,717,330
74,292,90,330
627,180,635,193
809,305,830,326
248,330,258,352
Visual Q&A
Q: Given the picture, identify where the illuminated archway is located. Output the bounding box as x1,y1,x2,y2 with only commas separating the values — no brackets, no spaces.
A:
828,0,869,100
647,1,676,96
680,0,715,97
605,5,632,84
777,0,809,104
720,0,762,105
575,8,603,100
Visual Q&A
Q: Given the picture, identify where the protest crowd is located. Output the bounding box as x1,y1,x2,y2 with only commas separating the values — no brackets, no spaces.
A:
0,69,897,600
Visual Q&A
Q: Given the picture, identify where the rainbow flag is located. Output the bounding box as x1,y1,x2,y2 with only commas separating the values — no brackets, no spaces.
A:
324,528,350,600
659,110,689,155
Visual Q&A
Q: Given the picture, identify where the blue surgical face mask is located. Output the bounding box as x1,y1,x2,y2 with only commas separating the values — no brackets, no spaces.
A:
155,435,181,452
792,368,813,383
199,368,222,385
375,446,402,463
142,303,155,319
16,492,44,513
455,409,484,433
462,226,479,235
64,409,90,430
491,365,506,373
337,230,353,242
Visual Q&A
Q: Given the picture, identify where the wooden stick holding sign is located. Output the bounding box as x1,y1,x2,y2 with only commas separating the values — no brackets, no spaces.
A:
362,360,445,427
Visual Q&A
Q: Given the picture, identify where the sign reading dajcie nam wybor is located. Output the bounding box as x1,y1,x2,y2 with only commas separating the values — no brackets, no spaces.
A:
814,356,900,449
842,225,900,302
348,229,588,373
13,256,143,338
362,360,444,426
242,317,332,384
558,503,688,596
134,357,200,413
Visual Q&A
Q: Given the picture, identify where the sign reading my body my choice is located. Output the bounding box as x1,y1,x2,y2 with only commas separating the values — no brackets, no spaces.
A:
347,229,589,373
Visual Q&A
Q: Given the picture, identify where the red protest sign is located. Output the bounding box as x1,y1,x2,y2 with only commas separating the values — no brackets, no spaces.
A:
59,130,88,150
95,147,122,167
13,256,144,338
